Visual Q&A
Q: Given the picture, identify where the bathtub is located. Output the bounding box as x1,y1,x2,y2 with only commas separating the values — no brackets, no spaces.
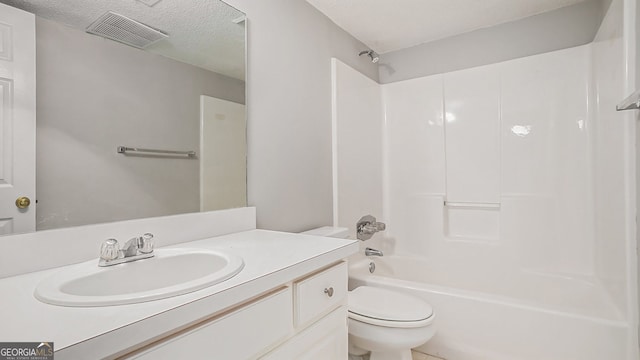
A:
348,256,629,360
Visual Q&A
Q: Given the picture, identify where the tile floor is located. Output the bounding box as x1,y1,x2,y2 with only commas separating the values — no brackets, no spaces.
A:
412,350,445,360
349,351,444,360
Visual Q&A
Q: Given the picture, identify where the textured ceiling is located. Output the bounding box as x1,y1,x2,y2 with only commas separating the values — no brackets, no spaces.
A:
1,0,246,80
306,0,588,54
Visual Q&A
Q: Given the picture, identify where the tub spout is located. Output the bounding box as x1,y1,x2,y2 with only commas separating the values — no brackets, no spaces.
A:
365,247,383,257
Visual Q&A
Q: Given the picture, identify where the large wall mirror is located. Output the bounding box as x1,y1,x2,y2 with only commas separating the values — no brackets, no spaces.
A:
0,0,246,234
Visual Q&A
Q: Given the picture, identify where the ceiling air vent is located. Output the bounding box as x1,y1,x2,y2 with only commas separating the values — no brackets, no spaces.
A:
86,11,168,49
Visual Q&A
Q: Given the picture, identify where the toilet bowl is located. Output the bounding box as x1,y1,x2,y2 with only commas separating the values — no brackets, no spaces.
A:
348,286,435,360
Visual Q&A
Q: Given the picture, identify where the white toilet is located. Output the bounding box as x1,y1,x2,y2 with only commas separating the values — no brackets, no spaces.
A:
348,286,435,360
301,226,436,360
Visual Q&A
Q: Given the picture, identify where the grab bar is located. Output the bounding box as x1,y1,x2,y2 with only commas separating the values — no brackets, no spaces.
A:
444,201,500,209
117,146,196,158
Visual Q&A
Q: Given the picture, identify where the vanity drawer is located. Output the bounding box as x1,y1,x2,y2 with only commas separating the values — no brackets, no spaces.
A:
294,261,347,328
125,287,293,360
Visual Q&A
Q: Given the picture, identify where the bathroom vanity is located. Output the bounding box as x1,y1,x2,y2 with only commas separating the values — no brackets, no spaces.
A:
125,261,349,360
0,222,358,359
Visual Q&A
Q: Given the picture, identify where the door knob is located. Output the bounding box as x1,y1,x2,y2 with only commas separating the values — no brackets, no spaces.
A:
15,196,31,209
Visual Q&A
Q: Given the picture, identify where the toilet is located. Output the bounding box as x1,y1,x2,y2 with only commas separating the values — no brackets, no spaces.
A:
301,226,436,360
348,286,435,360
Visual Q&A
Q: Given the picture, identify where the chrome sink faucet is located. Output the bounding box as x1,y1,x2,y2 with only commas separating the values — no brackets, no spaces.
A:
365,247,383,257
99,233,155,267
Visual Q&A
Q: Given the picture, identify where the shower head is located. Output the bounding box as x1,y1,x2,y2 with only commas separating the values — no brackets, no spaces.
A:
359,50,380,63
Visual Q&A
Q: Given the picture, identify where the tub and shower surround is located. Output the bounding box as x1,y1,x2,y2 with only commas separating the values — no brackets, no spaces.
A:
379,43,629,359
383,44,596,305
332,3,634,355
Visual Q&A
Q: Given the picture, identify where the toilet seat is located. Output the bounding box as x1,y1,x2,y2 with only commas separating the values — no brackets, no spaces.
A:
348,286,434,328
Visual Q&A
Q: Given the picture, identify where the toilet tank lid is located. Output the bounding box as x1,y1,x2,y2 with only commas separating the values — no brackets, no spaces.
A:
301,226,350,238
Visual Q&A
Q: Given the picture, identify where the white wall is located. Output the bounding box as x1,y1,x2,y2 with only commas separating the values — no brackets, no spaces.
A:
382,75,445,255
591,5,638,356
331,59,383,239
35,18,246,230
632,0,640,350
384,46,598,293
222,0,379,232
591,0,633,322
334,47,602,303
378,0,605,83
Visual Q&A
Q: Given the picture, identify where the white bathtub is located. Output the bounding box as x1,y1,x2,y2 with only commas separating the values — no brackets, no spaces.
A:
348,256,629,360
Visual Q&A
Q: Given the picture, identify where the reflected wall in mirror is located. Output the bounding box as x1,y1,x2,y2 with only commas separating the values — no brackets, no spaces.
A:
0,0,246,233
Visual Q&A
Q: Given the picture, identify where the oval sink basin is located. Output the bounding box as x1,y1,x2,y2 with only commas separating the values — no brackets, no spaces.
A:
34,248,244,307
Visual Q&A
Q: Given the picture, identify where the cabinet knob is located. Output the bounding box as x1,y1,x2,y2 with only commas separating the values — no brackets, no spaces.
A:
324,287,334,297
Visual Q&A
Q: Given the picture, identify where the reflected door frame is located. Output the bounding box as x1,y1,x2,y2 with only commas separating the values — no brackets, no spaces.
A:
199,95,247,212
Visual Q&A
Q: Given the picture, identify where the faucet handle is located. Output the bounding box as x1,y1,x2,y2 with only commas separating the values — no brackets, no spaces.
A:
100,238,120,261
138,233,154,254
356,215,386,240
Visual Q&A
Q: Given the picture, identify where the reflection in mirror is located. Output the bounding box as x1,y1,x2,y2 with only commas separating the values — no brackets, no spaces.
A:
0,0,246,234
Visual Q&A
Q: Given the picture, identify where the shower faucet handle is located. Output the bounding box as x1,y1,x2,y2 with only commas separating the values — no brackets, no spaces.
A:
356,215,386,241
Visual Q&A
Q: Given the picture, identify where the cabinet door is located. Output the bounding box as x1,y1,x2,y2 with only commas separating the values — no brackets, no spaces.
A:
295,262,347,328
125,288,293,360
261,306,348,360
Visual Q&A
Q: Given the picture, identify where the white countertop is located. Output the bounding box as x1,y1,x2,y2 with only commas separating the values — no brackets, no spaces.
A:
0,229,358,359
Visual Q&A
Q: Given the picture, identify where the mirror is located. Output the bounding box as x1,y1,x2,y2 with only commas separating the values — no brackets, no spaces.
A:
0,0,246,233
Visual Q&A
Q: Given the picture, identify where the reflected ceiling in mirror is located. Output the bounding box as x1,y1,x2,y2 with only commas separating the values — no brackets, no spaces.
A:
0,0,247,233
4,0,246,80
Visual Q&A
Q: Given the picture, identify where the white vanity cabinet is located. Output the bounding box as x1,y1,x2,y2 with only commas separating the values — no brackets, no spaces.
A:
260,307,348,359
1,226,359,360
121,261,348,360
124,288,294,359
261,261,348,359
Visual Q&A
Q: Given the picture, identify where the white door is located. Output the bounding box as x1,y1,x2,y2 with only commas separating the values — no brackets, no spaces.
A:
200,95,246,211
0,3,36,234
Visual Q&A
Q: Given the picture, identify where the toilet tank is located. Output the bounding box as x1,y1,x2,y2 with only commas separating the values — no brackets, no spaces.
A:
301,226,350,239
